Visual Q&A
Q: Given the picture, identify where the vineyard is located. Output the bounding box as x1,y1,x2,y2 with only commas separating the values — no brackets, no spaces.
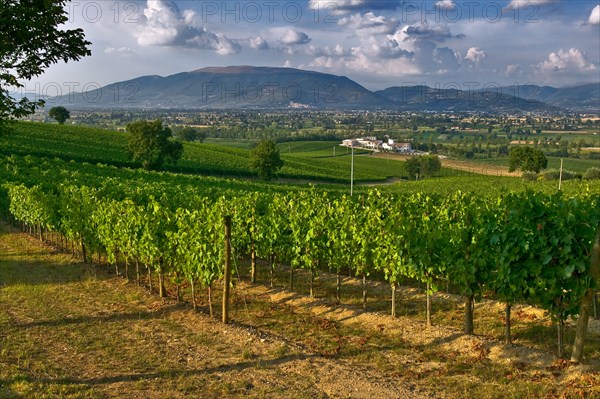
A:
1,151,599,359
1,121,474,182
1,121,600,398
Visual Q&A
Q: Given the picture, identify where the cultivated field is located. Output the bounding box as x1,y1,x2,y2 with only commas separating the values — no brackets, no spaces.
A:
1,224,599,399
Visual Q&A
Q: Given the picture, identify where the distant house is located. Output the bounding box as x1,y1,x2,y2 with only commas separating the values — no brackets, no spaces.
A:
342,137,411,152
342,139,358,147
382,139,412,153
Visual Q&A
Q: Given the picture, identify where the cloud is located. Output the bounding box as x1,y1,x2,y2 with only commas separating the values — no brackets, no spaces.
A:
435,0,457,10
308,0,399,13
279,29,312,45
589,5,600,25
337,12,398,35
537,48,598,72
249,36,269,50
464,47,487,65
434,47,461,71
507,0,556,7
104,47,136,55
394,23,462,44
505,64,523,77
134,0,240,55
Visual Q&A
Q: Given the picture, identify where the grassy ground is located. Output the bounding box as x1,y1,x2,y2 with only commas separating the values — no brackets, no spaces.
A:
476,156,599,174
2,223,600,398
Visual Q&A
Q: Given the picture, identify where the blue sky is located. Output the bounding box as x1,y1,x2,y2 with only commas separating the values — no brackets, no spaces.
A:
30,0,600,93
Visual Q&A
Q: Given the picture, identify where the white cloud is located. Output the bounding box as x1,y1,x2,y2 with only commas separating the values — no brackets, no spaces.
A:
505,64,523,77
337,12,398,35
279,29,312,45
308,0,397,13
306,44,349,57
249,36,269,50
134,0,241,55
538,48,597,72
589,5,600,25
435,0,457,10
464,47,487,65
104,47,136,55
394,23,457,44
508,0,555,7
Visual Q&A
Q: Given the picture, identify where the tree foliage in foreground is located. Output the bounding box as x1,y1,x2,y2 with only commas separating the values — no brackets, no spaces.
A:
0,0,91,121
126,120,183,170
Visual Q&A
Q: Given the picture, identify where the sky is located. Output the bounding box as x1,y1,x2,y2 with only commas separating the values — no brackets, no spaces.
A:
27,0,600,95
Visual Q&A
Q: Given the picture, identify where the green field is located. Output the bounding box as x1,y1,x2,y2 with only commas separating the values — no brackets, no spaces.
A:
1,122,471,183
2,121,599,196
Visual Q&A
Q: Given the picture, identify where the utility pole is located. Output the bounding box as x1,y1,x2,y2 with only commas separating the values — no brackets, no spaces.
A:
222,216,232,324
559,158,564,191
350,145,354,196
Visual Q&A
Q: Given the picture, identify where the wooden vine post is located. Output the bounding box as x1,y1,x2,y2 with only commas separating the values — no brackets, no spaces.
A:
222,215,232,324
571,225,600,363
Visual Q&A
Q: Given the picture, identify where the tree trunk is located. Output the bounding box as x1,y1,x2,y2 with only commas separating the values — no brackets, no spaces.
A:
148,265,152,292
81,239,87,264
176,273,181,303
208,283,213,318
336,270,341,304
391,282,397,318
158,266,166,298
426,282,432,327
571,225,600,363
190,278,196,310
464,294,474,335
250,237,256,284
135,258,140,286
362,273,368,311
289,265,294,291
309,268,315,298
124,257,129,282
505,303,512,346
269,254,275,288
222,215,232,324
557,317,565,358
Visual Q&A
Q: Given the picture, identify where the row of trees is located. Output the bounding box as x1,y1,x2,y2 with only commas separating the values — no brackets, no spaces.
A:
124,120,284,179
2,182,598,360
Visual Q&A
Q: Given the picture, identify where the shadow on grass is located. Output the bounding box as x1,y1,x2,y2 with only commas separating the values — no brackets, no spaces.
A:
12,304,185,329
0,259,106,287
0,386,23,399
0,353,317,388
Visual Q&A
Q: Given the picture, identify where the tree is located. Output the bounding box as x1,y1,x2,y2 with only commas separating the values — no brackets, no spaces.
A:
249,139,284,180
174,127,206,143
508,147,548,173
0,0,91,122
406,155,441,180
126,120,183,170
48,106,70,124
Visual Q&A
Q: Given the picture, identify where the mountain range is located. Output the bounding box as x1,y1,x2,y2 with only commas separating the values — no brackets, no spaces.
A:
46,66,599,113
